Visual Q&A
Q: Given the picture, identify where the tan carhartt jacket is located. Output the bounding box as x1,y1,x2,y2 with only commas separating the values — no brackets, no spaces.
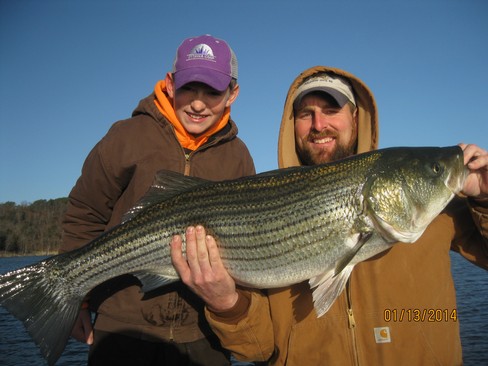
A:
206,66,488,365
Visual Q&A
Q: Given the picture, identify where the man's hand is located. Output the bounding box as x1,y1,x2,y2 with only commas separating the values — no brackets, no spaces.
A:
459,143,488,199
71,309,93,344
170,225,239,312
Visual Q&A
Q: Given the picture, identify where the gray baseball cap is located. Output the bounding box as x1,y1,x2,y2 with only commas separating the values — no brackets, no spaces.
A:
293,73,356,109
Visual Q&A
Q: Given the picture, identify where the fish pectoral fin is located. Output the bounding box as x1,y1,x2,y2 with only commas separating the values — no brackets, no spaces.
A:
333,232,372,277
308,233,370,317
133,271,179,293
309,265,355,317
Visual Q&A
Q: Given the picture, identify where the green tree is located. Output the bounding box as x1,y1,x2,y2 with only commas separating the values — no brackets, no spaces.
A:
0,198,68,256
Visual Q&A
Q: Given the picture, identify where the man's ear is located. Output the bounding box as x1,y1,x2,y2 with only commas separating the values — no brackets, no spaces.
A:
353,106,359,128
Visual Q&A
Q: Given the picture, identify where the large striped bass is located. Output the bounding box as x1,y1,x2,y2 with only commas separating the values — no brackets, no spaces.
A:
0,146,466,365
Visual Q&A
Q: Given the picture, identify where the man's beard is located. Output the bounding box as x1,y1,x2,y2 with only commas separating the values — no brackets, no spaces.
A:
297,132,358,166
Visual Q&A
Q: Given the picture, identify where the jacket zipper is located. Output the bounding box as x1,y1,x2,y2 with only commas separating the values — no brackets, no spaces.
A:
168,121,222,177
169,151,191,341
167,123,193,177
166,123,219,340
346,280,360,366
184,152,191,176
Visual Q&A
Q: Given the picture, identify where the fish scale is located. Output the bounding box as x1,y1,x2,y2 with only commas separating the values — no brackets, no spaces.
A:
0,146,466,365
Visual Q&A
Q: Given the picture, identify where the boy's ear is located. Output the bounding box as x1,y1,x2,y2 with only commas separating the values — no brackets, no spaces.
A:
226,84,240,107
165,73,175,98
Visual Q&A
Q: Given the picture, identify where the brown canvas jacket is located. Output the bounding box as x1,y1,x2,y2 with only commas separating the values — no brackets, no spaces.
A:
206,66,488,365
60,92,255,343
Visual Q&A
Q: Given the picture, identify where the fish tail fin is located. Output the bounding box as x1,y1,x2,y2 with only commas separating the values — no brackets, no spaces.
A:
0,260,83,365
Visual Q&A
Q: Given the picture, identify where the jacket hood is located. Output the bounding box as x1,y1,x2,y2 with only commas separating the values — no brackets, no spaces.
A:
278,66,379,168
132,93,166,123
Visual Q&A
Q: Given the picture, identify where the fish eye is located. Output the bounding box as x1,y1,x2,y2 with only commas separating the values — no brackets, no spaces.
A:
431,162,442,175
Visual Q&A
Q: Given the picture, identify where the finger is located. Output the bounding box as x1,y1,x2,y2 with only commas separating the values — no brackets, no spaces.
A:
468,150,488,169
70,315,84,342
460,144,487,166
80,310,94,345
184,226,204,277
195,225,213,271
87,329,94,345
468,155,488,171
206,234,224,268
170,234,191,280
71,310,93,344
184,226,197,261
459,143,474,165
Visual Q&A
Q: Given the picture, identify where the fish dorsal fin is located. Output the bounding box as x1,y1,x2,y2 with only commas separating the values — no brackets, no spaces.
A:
122,170,210,223
309,265,355,317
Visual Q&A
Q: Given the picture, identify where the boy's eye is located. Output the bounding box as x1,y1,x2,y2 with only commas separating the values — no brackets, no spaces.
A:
179,84,223,97
208,90,223,97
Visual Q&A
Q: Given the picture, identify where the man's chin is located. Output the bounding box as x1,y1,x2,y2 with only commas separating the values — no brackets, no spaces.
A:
304,145,356,165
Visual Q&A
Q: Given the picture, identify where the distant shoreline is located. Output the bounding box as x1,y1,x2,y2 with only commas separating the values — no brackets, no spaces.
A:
0,252,56,258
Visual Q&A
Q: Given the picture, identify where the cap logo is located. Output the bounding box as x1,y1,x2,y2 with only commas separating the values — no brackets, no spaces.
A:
187,44,216,62
172,35,236,91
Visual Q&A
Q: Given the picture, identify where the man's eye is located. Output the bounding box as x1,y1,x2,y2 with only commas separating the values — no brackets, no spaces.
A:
323,108,339,115
298,111,312,118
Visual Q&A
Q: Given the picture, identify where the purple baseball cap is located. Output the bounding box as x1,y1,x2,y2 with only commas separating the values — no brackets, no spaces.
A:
172,34,238,92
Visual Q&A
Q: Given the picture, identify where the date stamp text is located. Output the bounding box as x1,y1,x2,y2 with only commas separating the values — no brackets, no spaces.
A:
384,308,458,322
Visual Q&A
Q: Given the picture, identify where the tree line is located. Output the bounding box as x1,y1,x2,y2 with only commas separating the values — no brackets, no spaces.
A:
0,198,68,256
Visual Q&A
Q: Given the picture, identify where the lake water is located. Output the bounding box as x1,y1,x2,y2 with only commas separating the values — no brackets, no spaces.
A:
0,254,487,365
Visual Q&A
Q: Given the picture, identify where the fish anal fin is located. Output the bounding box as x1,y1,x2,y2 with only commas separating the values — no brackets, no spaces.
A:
133,271,179,293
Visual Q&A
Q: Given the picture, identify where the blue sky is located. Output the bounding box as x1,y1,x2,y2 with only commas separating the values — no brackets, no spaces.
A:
1,0,487,204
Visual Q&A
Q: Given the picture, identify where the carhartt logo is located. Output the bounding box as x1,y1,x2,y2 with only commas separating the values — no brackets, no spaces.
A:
374,327,391,343
187,44,216,62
